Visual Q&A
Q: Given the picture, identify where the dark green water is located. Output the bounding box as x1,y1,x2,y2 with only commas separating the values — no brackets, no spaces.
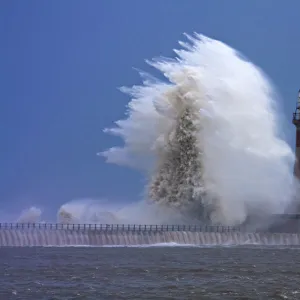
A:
0,246,299,299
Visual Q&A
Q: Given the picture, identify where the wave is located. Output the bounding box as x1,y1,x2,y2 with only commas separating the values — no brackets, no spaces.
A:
100,33,296,225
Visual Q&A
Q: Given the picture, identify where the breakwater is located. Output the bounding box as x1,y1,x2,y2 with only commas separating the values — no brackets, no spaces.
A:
0,223,300,246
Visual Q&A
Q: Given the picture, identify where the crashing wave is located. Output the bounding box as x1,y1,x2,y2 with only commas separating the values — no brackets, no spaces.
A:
100,33,295,225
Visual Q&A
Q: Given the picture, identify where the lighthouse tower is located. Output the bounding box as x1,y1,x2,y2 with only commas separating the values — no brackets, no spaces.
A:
293,90,300,179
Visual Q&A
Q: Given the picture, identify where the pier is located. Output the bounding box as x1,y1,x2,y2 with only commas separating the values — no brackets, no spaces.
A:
0,222,300,246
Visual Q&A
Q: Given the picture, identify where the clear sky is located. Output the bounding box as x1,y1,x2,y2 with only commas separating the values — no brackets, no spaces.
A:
1,1,300,216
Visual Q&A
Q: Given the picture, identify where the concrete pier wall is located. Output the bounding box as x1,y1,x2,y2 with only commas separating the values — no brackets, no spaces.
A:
0,223,300,246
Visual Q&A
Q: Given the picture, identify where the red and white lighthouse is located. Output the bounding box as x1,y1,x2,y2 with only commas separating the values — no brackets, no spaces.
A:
293,90,300,179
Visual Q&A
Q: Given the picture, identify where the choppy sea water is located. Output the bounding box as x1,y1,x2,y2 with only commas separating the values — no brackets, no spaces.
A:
0,245,299,300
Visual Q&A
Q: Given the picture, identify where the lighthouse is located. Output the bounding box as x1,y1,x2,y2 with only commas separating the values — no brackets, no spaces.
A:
293,90,300,179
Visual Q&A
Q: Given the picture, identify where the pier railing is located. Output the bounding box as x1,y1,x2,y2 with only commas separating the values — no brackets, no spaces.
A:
0,223,242,232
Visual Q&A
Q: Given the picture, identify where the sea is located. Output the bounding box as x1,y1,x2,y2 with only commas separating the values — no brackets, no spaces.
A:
0,245,299,300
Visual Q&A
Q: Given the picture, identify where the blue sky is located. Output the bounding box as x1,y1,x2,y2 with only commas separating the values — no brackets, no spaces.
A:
1,1,300,215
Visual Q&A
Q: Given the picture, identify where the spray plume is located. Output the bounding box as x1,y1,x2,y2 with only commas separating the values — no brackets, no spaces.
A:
100,33,296,226
56,199,119,224
17,207,42,223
